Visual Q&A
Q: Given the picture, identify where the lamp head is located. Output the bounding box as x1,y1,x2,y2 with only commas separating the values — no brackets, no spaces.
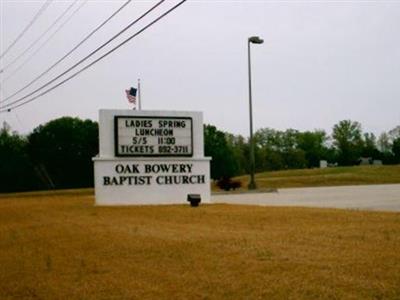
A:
248,36,264,44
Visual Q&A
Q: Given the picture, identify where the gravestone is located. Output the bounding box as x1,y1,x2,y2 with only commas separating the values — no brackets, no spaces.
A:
319,160,328,169
93,109,211,205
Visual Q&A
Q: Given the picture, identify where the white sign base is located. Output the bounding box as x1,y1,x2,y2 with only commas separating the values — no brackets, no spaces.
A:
93,157,210,205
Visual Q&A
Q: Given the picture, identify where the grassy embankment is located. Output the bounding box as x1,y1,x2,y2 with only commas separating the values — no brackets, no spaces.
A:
0,192,400,299
228,165,400,191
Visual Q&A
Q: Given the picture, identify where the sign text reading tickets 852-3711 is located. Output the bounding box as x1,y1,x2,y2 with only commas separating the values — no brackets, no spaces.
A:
114,116,193,157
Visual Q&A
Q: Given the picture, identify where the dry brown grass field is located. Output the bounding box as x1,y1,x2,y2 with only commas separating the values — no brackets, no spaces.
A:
1,191,400,299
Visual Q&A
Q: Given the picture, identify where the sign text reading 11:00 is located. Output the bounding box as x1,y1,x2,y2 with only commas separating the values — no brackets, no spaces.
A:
115,116,193,157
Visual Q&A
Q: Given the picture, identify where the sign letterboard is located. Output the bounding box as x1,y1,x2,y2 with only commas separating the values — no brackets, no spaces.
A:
114,116,193,157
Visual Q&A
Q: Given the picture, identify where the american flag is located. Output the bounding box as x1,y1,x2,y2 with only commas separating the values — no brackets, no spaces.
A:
125,87,137,104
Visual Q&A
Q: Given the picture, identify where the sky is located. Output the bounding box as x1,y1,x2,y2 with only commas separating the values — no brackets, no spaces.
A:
0,0,399,138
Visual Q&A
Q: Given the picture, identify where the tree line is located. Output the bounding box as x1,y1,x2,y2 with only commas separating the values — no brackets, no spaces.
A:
204,120,400,180
0,117,98,193
0,117,399,193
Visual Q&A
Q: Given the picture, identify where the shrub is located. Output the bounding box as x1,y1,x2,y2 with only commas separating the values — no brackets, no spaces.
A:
216,177,242,191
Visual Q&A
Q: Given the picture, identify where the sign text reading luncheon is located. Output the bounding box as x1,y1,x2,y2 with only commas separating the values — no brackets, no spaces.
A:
115,116,193,157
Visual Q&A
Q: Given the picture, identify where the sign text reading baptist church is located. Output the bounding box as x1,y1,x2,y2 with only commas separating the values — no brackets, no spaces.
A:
114,116,193,157
103,163,205,186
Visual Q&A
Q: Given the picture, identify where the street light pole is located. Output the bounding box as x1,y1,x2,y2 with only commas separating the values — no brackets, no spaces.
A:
247,36,263,190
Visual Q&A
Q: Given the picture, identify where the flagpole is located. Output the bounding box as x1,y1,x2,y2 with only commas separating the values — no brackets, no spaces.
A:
138,78,141,110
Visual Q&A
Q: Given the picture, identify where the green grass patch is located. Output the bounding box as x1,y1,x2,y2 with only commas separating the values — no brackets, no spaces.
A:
230,165,400,190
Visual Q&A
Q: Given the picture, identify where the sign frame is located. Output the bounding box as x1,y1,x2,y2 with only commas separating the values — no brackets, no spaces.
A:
114,115,194,157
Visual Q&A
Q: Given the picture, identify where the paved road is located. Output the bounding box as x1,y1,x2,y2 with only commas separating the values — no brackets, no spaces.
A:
211,184,400,212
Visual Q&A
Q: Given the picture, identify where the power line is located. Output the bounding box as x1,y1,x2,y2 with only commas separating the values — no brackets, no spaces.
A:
1,0,165,108
1,0,187,113
2,0,88,84
0,0,79,74
1,0,132,104
0,0,53,60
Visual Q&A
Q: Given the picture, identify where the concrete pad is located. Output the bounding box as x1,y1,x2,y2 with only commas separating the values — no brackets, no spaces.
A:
211,184,400,212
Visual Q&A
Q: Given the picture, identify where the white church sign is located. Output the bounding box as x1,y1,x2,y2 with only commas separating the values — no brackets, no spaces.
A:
93,110,211,205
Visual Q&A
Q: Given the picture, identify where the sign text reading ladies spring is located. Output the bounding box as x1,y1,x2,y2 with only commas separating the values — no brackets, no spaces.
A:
114,116,193,157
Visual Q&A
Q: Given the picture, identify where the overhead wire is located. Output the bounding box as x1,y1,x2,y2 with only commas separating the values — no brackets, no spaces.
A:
0,0,188,113
0,0,79,74
2,0,88,84
1,0,132,103
0,0,166,108
0,0,53,60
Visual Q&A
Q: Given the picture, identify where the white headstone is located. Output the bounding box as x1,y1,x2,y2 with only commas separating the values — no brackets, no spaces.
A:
320,160,328,168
